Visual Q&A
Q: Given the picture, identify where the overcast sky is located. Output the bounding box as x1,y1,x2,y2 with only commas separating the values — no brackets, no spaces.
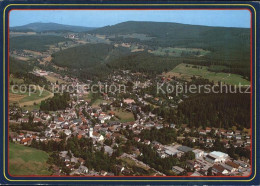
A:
10,10,251,28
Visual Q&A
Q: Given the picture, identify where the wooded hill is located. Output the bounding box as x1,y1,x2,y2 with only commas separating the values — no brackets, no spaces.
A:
88,21,250,78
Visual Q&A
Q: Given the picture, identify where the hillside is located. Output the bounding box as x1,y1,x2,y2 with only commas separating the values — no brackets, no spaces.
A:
51,43,130,79
10,57,33,74
89,21,250,76
11,22,96,33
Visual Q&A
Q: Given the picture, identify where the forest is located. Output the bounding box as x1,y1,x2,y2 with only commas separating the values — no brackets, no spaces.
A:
88,21,250,78
40,92,70,111
10,35,71,52
153,92,250,129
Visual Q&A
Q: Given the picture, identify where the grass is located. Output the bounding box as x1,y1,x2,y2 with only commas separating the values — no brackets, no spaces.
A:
9,86,53,107
45,74,66,84
165,63,250,85
112,108,135,122
9,143,51,176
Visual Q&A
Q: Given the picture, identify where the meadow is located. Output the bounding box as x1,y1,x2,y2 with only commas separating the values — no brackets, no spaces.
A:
165,63,250,86
9,143,51,176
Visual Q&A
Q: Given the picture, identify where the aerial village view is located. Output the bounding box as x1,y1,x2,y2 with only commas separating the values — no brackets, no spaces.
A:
8,10,251,177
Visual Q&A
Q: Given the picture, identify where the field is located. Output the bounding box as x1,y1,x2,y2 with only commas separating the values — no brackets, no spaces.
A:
9,143,51,175
164,63,250,85
9,86,53,107
45,74,66,84
112,108,135,122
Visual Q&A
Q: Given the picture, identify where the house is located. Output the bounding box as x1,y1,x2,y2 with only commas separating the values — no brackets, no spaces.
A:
100,170,107,176
205,151,229,163
234,160,249,168
33,117,41,123
222,161,240,172
98,115,111,124
192,149,204,159
235,135,242,140
212,164,229,175
227,130,234,135
64,129,72,136
104,146,113,156
199,129,206,135
123,98,135,104
144,140,151,145
21,138,31,145
133,137,141,142
78,165,88,174
177,146,193,153
206,127,211,133
172,166,185,175
92,132,104,142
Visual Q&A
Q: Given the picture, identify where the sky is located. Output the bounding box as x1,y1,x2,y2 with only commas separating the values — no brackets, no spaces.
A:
10,10,251,28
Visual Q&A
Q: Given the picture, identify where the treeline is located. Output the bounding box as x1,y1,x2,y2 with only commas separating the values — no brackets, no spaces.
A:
138,127,177,145
10,35,71,52
40,93,70,111
183,60,250,79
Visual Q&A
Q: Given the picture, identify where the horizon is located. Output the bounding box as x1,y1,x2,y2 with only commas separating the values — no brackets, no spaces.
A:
10,10,250,28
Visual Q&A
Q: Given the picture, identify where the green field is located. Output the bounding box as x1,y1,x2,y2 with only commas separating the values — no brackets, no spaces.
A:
165,63,250,85
9,143,51,175
9,86,53,107
112,108,135,123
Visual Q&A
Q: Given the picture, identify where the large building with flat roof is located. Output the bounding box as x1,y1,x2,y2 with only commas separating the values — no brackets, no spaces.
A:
205,151,229,163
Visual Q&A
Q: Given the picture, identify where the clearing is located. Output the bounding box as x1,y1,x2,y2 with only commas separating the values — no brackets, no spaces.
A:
164,63,250,85
111,108,135,122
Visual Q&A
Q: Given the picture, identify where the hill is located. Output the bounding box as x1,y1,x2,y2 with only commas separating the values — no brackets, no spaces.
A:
9,143,51,175
89,21,250,77
11,22,96,33
51,43,130,80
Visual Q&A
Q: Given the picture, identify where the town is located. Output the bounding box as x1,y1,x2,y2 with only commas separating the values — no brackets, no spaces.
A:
9,68,251,177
